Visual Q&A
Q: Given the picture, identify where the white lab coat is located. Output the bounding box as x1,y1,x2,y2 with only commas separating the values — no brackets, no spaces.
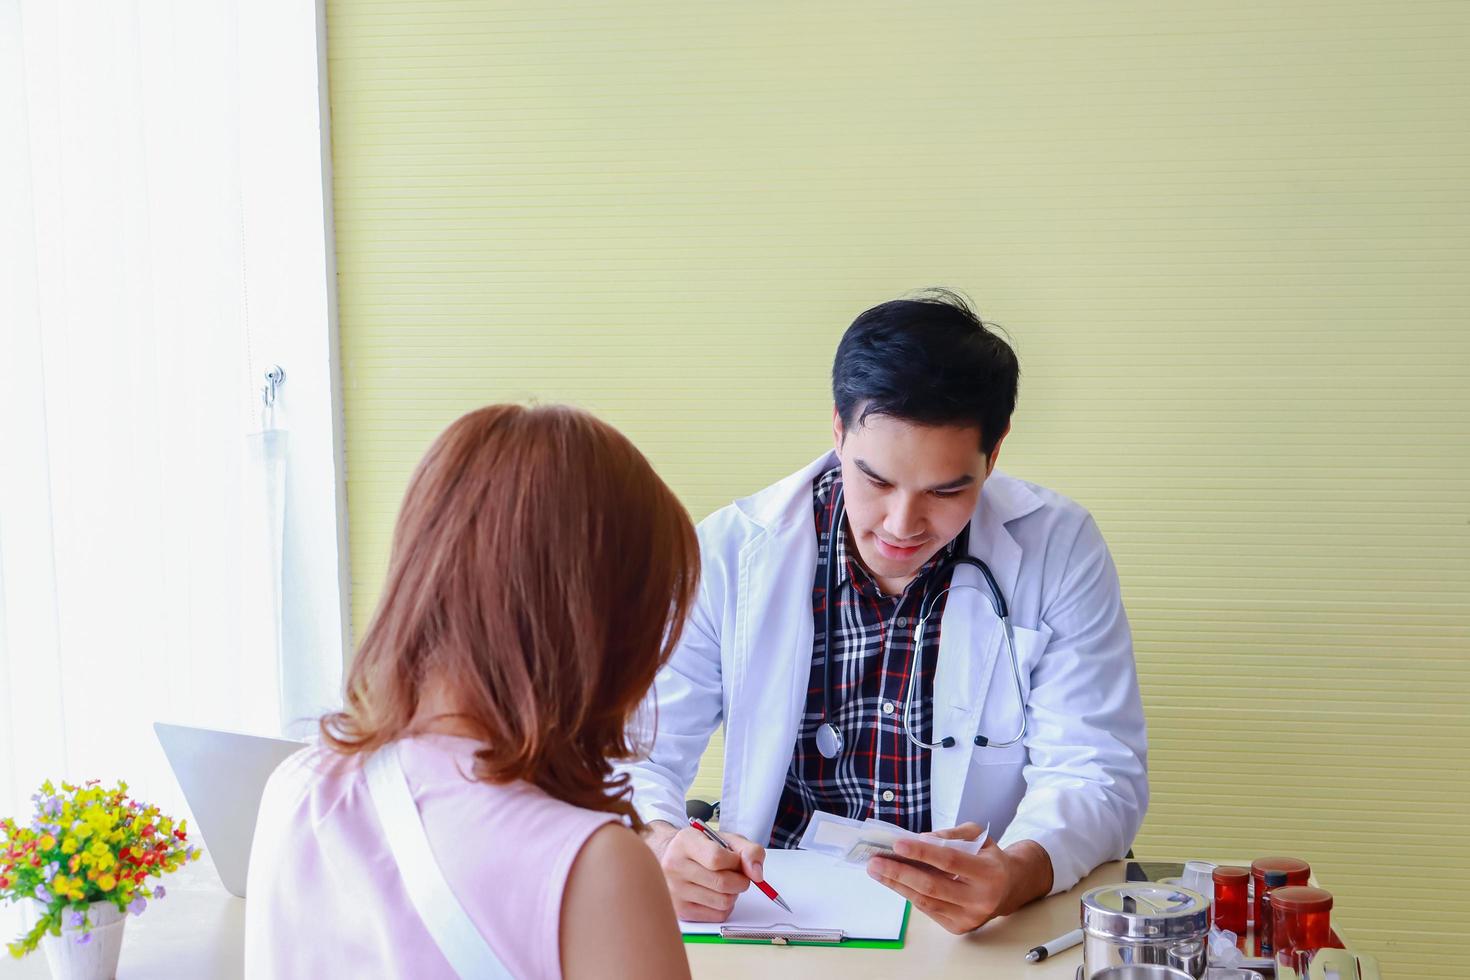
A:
623,452,1148,894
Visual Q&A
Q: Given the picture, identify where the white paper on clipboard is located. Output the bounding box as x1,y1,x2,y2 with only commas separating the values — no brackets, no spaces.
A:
677,849,907,942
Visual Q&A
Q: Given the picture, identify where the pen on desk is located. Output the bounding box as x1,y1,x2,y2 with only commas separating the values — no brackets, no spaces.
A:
1025,926,1083,963
687,817,792,913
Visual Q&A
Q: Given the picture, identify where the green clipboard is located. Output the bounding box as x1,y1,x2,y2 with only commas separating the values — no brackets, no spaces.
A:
681,902,911,949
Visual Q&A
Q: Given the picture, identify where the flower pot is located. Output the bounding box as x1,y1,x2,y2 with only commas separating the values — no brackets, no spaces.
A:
31,900,126,980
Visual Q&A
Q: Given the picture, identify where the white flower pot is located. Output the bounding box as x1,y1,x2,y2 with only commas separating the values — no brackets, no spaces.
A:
32,900,126,980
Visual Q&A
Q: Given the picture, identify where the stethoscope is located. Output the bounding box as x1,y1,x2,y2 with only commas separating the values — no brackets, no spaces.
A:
813,486,1029,760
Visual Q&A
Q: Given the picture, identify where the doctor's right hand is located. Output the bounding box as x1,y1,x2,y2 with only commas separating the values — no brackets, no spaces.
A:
644,821,767,921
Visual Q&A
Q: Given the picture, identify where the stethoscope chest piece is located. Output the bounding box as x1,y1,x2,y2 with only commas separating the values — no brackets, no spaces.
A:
815,722,843,759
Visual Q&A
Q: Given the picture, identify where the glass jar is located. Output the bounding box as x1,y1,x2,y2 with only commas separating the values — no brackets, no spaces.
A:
1210,866,1249,936
1270,885,1334,966
1249,856,1310,928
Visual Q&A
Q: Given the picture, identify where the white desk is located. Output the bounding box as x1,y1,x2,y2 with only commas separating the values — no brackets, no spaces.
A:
0,859,1131,979
0,857,244,980
686,859,1127,979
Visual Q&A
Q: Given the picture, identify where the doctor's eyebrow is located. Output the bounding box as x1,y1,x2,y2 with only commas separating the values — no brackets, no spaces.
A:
853,459,975,492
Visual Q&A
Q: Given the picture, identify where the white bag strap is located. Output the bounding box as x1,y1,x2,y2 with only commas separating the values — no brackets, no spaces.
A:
364,742,513,979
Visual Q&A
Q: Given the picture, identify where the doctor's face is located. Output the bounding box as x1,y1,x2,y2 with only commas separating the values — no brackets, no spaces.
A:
833,410,1004,595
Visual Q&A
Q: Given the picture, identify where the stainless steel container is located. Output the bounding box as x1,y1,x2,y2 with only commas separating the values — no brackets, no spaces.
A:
1080,883,1211,979
1087,967,1197,980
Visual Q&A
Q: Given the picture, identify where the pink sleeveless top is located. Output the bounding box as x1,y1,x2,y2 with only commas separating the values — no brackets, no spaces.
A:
244,734,617,979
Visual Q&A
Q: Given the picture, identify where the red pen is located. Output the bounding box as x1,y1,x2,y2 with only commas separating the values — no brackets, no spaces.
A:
687,817,792,913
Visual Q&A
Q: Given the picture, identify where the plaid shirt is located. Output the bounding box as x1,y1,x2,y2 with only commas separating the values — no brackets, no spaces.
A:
768,466,959,849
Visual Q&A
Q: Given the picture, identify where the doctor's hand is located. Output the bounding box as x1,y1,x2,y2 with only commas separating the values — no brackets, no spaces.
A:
865,823,1054,935
643,820,767,922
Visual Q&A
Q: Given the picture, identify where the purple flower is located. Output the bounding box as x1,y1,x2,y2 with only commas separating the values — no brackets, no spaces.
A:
68,911,85,928
43,862,59,879
75,932,92,946
128,896,147,917
152,885,166,900
34,885,52,904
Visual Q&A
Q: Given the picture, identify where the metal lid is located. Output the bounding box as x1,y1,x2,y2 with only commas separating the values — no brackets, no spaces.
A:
1081,883,1210,942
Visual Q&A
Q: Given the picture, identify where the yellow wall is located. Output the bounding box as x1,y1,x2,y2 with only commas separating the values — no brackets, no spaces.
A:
326,3,1468,973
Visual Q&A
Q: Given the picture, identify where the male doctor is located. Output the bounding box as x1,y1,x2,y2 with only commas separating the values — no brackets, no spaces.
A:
626,291,1147,933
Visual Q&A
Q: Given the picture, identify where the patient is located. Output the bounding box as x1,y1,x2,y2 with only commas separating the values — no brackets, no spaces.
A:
245,404,697,979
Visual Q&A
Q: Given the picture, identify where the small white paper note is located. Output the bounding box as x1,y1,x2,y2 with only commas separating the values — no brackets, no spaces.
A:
798,810,988,866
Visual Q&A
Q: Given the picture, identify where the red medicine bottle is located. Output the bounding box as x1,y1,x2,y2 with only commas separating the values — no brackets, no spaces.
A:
1257,870,1289,956
1271,886,1335,967
1250,856,1310,930
1211,865,1249,937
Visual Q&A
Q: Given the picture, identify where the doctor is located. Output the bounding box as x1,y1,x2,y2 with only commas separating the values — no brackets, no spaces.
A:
625,290,1147,934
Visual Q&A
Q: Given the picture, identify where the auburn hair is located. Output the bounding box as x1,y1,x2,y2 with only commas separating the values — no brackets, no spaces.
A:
321,404,699,826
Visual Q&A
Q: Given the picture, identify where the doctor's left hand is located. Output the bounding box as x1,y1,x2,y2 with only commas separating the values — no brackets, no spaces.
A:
865,823,1054,935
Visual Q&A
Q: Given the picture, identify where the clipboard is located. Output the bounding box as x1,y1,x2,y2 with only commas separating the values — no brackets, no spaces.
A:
678,849,911,949
682,903,911,948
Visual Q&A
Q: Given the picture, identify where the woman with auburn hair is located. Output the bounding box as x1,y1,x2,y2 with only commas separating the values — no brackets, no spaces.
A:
245,404,697,980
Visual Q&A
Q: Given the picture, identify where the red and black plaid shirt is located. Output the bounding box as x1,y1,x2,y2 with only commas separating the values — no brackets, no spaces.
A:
768,465,959,849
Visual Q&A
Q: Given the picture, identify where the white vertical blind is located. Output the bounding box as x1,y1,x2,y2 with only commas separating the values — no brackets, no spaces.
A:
0,0,347,942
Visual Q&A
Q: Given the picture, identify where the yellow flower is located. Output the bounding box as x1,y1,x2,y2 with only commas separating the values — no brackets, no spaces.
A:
38,835,55,850
60,838,78,856
98,874,117,892
88,840,108,858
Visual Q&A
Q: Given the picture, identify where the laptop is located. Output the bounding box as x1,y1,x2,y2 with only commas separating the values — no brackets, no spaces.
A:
154,722,305,898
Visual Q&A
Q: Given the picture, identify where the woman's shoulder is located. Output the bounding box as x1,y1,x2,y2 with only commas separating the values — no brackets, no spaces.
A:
561,822,688,979
261,738,358,795
253,739,362,832
568,821,657,877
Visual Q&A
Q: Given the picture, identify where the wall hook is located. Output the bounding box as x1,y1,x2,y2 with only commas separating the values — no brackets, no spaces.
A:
262,365,285,407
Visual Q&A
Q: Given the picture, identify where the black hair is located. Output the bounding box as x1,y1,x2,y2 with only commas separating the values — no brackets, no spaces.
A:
832,289,1019,458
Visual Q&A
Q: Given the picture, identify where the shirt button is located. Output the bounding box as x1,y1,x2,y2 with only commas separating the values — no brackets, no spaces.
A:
895,617,909,627
881,700,895,715
881,790,896,803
